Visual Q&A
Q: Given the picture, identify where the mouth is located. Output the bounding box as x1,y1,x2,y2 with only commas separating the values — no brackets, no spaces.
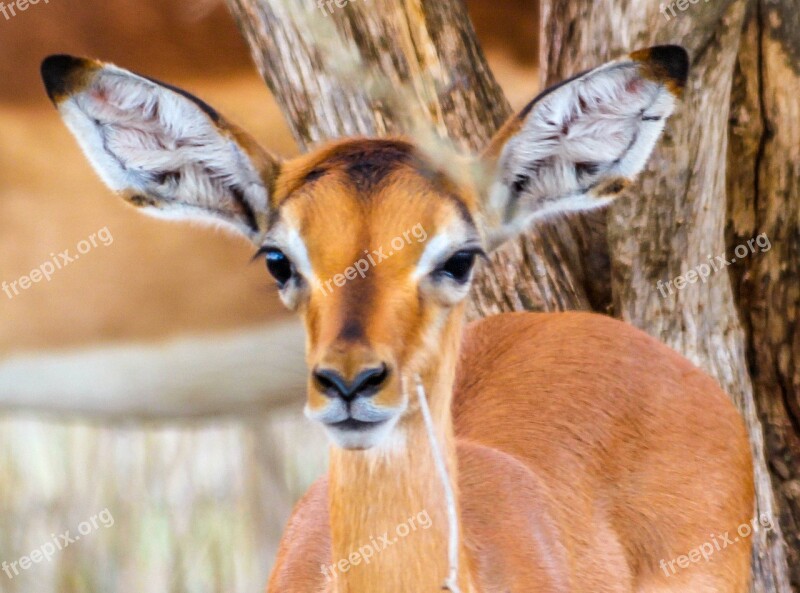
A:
327,417,388,432
305,390,408,450
318,413,400,450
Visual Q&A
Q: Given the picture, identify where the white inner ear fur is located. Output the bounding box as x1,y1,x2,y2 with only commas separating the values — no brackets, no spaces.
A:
57,65,270,238
488,60,678,236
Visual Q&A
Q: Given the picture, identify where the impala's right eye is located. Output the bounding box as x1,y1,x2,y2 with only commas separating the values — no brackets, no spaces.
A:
263,248,294,288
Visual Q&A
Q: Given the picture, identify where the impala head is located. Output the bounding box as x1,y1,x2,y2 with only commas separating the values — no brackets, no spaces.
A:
42,46,688,449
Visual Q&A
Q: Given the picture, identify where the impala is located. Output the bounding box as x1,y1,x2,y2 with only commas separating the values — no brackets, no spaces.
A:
42,44,754,593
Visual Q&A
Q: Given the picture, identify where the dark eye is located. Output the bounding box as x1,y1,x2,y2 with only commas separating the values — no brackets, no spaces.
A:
264,249,294,288
436,250,479,283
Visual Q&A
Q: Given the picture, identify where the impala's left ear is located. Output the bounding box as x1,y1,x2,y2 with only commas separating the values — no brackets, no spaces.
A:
479,45,689,247
41,55,281,240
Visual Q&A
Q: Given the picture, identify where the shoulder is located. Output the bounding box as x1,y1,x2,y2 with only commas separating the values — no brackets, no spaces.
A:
267,476,331,593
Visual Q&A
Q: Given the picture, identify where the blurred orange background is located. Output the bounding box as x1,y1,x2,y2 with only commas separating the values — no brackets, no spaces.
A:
0,0,537,354
0,2,538,591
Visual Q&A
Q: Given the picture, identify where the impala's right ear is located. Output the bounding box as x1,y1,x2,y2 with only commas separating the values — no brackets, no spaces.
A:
41,55,280,240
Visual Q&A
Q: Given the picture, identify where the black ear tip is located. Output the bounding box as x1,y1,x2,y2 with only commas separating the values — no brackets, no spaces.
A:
631,45,690,94
41,54,94,103
648,45,690,85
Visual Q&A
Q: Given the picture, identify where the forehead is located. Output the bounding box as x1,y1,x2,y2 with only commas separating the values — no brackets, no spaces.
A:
270,139,477,263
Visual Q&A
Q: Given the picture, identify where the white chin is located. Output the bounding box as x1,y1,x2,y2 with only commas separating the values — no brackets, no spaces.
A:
325,417,400,450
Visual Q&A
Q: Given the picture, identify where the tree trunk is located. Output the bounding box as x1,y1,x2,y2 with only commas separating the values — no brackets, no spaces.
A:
224,0,794,590
538,1,793,591
227,0,509,152
226,0,611,318
728,0,800,587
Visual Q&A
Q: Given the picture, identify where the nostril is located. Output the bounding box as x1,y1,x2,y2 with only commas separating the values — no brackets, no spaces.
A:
351,363,389,395
312,364,390,401
313,368,351,399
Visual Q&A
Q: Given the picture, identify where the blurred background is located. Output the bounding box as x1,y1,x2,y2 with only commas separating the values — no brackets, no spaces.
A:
0,0,538,591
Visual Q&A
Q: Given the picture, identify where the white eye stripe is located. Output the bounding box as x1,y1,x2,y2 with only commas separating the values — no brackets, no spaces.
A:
413,214,482,280
285,227,316,280
264,222,317,284
413,232,455,280
269,216,480,291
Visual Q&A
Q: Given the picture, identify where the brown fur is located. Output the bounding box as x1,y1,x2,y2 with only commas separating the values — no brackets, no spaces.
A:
269,313,754,593
260,62,751,588
40,49,752,593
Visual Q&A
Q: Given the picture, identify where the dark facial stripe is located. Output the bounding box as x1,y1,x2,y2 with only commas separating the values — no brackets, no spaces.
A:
303,167,327,184
336,272,375,345
294,139,417,195
442,192,477,230
338,318,366,342
277,138,477,239
336,141,415,192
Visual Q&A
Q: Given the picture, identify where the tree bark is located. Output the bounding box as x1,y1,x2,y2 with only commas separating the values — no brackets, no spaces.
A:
728,0,800,587
224,0,794,590
539,1,792,591
227,0,510,152
226,0,610,319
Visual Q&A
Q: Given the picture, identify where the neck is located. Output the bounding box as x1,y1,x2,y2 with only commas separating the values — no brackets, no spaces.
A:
325,315,474,593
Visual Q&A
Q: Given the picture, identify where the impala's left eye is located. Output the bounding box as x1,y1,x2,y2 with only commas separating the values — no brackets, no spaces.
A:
435,250,480,284
264,249,294,288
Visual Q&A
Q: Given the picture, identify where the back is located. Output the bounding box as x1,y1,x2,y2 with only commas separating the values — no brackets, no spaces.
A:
453,311,754,590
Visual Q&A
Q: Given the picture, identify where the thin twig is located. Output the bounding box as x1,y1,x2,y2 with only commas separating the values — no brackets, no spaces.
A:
414,374,462,593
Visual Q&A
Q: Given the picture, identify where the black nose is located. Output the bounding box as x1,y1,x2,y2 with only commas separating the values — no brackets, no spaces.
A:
313,364,389,401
